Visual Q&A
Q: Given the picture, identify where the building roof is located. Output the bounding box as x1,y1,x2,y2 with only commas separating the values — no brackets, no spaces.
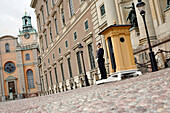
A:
98,24,132,35
0,35,18,40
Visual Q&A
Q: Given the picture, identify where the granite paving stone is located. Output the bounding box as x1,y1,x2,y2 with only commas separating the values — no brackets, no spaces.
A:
0,68,170,113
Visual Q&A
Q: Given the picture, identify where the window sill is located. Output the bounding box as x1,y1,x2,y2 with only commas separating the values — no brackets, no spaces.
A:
101,14,106,19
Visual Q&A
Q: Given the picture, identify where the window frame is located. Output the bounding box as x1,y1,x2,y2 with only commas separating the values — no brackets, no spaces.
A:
5,43,10,53
27,70,35,89
74,32,77,41
46,1,49,16
26,53,30,61
100,3,106,17
68,0,74,17
87,43,95,70
65,40,68,48
54,18,59,35
76,51,82,74
84,20,89,31
67,58,73,78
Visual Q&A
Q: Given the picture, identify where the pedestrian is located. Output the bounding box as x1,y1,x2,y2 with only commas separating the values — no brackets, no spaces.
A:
96,43,107,79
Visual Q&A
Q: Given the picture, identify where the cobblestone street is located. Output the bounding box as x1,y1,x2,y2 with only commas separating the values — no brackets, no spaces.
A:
0,68,170,113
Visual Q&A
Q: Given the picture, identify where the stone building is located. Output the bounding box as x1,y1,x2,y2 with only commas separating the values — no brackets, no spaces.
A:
31,0,170,94
0,12,41,101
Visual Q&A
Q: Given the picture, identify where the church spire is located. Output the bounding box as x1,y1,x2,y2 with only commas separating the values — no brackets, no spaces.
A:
19,11,36,35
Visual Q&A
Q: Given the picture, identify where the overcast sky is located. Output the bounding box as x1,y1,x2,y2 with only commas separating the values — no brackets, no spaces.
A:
0,0,37,37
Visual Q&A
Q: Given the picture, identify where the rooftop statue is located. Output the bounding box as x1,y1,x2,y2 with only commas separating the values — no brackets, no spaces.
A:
124,2,138,27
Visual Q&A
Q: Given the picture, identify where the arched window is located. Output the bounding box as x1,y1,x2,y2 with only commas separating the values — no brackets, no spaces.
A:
5,43,10,52
26,54,30,60
25,19,27,25
27,70,35,89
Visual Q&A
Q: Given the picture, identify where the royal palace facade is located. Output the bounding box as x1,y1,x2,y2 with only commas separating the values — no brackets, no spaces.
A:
0,13,41,101
30,0,170,95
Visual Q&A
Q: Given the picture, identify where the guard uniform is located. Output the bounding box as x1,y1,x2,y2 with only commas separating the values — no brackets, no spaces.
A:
97,48,107,79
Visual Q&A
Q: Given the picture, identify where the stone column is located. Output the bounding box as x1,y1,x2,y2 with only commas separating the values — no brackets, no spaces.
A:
149,0,159,27
133,0,156,45
115,0,123,24
16,50,26,98
119,4,126,24
130,27,140,49
106,0,118,25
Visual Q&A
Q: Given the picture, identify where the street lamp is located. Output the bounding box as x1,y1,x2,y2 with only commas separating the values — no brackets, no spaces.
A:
136,0,158,72
78,43,90,86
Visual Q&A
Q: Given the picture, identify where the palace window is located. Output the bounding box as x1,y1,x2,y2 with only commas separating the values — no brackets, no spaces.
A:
67,58,73,78
84,20,89,31
74,32,77,40
76,52,82,74
60,63,65,81
49,24,53,42
61,8,66,26
88,43,95,69
45,33,48,48
59,48,61,54
41,77,45,91
53,54,55,59
65,41,68,48
46,1,49,16
54,67,58,83
38,17,41,31
52,0,55,6
100,4,106,17
48,59,50,64
41,9,45,24
26,54,30,61
49,71,53,86
45,74,49,88
55,18,59,35
27,70,35,89
41,38,44,53
44,63,46,68
5,43,10,52
69,0,74,17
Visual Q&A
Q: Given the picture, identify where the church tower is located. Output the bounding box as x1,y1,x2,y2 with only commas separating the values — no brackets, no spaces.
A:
18,12,38,46
0,12,41,101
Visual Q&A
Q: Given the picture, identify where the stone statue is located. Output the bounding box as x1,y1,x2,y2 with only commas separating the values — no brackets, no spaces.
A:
9,87,13,100
124,2,138,27
167,0,170,8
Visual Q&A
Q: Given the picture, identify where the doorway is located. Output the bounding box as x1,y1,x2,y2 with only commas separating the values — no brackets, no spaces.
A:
107,37,116,72
8,81,15,94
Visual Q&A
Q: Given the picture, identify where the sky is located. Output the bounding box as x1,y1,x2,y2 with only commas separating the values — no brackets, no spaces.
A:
0,0,37,37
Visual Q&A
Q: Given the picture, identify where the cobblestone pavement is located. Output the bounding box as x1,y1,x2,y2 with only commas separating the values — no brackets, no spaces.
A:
0,68,170,113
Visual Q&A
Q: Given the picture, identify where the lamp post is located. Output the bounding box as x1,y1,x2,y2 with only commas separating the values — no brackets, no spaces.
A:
136,0,158,72
78,43,90,86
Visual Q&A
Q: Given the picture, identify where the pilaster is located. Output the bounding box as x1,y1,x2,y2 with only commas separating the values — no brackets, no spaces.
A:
33,49,41,92
0,66,5,101
16,50,26,94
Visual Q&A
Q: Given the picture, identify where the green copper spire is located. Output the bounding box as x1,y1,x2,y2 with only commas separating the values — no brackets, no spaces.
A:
19,11,36,35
